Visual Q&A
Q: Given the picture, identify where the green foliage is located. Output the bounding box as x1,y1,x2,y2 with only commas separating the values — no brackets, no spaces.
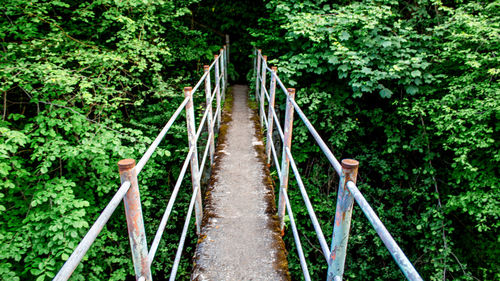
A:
250,0,499,280
1,0,498,280
0,0,217,279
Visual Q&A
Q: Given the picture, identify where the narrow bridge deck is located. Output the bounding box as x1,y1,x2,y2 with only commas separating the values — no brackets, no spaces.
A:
191,85,290,280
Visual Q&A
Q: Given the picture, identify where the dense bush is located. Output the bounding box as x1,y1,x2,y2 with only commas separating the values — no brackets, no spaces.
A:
249,0,499,280
1,0,498,280
0,0,223,279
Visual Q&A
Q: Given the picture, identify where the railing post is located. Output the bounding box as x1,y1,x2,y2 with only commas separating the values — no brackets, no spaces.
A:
219,48,225,99
327,159,359,281
266,66,277,164
224,45,228,99
277,88,296,233
184,87,203,235
259,55,267,128
214,55,221,130
255,49,262,101
118,159,152,281
204,65,215,165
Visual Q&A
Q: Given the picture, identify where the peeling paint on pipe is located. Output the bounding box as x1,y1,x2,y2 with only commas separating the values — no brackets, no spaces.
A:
327,159,359,281
118,159,152,281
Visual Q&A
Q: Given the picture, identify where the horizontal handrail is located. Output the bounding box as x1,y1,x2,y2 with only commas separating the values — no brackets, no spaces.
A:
346,181,422,281
270,139,282,178
195,86,218,140
192,71,209,95
136,97,190,175
192,57,218,95
253,47,422,281
282,187,312,281
148,148,194,263
53,181,131,281
270,105,285,141
286,147,330,261
169,179,201,281
289,97,342,175
198,117,217,181
54,43,229,281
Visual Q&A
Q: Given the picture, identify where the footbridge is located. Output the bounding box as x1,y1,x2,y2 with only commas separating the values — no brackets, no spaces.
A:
53,46,423,281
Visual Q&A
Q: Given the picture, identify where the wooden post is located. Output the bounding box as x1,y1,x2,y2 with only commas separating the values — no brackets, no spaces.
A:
184,87,203,235
277,88,296,232
266,66,278,164
255,49,262,101
118,159,152,281
259,55,267,128
214,55,221,130
327,159,359,281
204,65,215,165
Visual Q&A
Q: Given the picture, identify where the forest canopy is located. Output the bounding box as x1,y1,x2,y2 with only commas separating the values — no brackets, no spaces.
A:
1,0,498,280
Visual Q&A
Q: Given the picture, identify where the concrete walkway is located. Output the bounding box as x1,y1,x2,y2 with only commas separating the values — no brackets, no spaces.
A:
191,85,289,281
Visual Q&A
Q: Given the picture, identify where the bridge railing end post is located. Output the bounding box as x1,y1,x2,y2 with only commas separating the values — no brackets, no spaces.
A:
118,158,152,281
327,158,359,280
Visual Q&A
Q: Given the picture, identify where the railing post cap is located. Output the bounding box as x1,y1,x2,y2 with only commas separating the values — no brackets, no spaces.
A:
214,54,219,58
118,159,136,171
263,55,267,60
258,49,262,52
184,87,192,97
287,88,295,94
203,65,209,70
341,159,359,169
272,66,278,71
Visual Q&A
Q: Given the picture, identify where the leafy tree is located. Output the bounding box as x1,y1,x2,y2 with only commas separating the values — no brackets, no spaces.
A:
249,0,499,280
0,0,219,279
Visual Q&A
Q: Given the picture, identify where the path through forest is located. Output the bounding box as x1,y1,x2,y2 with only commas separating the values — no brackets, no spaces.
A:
191,85,289,280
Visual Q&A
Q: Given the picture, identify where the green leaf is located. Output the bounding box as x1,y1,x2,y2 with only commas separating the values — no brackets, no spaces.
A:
406,85,419,95
339,31,350,41
379,87,393,98
410,70,421,78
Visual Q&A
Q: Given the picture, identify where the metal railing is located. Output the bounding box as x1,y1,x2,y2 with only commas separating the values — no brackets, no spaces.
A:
53,45,229,281
253,48,423,281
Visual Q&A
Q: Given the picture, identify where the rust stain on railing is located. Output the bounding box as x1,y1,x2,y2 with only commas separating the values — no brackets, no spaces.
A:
253,47,423,281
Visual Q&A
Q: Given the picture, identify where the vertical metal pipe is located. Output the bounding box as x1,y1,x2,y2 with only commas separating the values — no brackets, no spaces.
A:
327,159,359,281
223,45,228,100
214,55,221,130
219,48,225,99
118,159,152,281
277,88,296,232
255,49,262,101
204,65,215,165
266,66,278,163
184,87,203,235
259,55,267,128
